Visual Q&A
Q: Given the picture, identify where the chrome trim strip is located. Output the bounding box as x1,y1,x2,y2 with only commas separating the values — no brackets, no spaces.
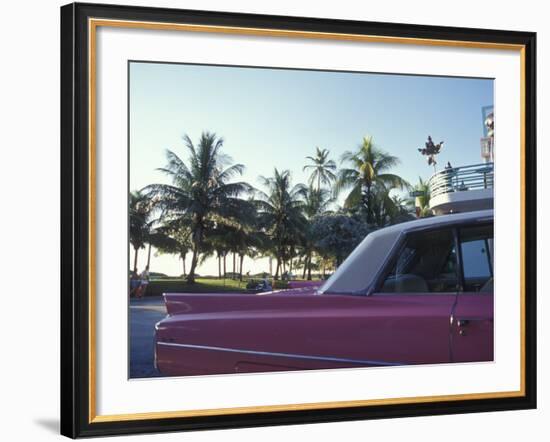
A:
156,342,403,366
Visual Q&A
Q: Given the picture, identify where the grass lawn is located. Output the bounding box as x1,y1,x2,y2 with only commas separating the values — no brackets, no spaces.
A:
144,277,288,296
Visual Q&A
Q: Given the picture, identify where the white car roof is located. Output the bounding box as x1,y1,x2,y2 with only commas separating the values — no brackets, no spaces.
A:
318,209,493,295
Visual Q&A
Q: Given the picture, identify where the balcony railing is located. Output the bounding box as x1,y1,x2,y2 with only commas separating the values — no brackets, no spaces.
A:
428,163,494,200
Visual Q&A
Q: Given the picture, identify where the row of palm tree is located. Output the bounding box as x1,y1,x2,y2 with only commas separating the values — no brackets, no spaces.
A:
129,190,154,274
130,131,424,283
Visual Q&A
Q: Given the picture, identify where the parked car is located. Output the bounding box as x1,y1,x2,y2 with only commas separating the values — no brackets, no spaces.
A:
155,209,494,376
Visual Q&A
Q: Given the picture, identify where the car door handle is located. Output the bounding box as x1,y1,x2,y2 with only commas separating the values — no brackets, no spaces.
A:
456,317,493,327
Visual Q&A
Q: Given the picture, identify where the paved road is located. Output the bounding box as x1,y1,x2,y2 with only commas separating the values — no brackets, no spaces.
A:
129,296,166,378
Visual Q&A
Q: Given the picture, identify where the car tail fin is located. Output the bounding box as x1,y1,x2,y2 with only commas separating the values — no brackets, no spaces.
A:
163,293,251,315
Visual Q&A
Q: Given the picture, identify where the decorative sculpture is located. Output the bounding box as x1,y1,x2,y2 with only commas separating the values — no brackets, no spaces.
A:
418,136,444,172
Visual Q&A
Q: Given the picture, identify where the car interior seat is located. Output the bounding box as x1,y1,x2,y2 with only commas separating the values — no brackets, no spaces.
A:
381,273,429,293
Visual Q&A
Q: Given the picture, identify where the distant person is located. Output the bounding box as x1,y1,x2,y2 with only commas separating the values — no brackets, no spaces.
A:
129,271,140,298
443,161,455,190
138,266,150,298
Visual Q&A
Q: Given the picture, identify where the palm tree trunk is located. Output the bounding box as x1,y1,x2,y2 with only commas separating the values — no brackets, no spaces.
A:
275,258,280,279
187,249,199,283
365,183,373,224
187,225,203,284
302,256,307,279
239,254,244,281
146,243,152,269
133,246,139,273
232,252,236,279
307,251,312,280
218,254,221,279
223,252,227,277
182,252,186,276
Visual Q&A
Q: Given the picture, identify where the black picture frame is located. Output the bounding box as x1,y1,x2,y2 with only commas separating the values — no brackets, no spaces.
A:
61,2,537,438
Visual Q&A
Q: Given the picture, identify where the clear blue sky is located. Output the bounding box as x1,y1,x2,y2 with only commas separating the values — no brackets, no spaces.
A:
129,61,493,277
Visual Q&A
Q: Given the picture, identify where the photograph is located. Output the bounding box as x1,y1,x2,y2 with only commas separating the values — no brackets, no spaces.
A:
128,61,495,379
56,1,537,437
1,0,546,438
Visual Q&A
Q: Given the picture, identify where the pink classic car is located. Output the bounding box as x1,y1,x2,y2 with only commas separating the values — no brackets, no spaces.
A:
155,209,494,376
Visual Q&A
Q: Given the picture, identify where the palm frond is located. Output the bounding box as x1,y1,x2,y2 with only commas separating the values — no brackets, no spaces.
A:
343,183,363,209
374,154,401,173
217,163,245,182
334,168,359,196
378,173,410,190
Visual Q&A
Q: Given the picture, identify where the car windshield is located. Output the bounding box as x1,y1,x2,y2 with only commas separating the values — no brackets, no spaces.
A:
319,230,399,295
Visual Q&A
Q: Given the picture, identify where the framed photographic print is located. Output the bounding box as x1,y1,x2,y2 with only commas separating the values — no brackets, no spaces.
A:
60,2,537,438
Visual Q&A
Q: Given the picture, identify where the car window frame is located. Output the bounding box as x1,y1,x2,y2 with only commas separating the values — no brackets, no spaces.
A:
457,223,494,291
370,219,494,296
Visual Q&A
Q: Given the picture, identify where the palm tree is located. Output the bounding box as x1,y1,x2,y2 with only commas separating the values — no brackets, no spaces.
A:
336,136,409,225
234,226,266,281
303,186,333,219
256,169,307,279
302,186,333,279
413,176,432,218
368,185,413,226
389,194,414,221
206,226,231,279
129,190,154,274
144,131,252,283
233,207,267,281
206,221,262,280
150,224,191,277
303,147,337,190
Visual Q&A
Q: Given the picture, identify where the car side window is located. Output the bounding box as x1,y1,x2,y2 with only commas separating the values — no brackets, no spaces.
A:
380,228,458,293
459,224,493,292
